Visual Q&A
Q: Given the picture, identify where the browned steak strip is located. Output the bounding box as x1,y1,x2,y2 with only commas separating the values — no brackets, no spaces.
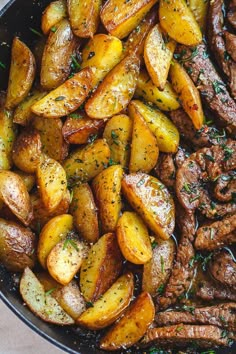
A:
209,250,236,290
214,172,236,202
154,153,176,188
197,280,236,301
227,0,236,29
224,31,236,62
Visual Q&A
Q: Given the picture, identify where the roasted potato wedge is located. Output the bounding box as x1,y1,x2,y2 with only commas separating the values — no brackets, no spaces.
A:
188,0,209,31
92,165,123,233
117,211,152,264
14,171,36,192
122,173,175,240
100,0,158,39
32,67,92,118
41,0,67,35
100,291,155,350
80,232,123,302
77,273,134,330
85,54,140,119
20,267,74,325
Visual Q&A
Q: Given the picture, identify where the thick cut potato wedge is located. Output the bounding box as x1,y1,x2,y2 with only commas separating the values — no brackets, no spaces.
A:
103,114,132,167
134,70,180,111
80,232,123,302
63,139,110,184
92,165,123,233
128,100,179,153
117,212,152,264
85,54,140,119
5,37,36,110
170,61,204,130
100,291,155,350
0,170,33,226
14,171,35,192
188,0,209,31
68,0,101,38
41,0,67,35
70,183,99,244
20,267,74,325
122,173,175,240
159,0,202,46
32,67,92,118
37,214,73,269
101,0,158,39
144,24,176,90
77,273,134,330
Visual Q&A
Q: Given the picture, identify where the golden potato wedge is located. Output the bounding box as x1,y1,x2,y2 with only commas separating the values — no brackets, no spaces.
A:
0,170,33,226
100,291,155,350
20,267,74,325
122,173,175,240
117,212,152,264
63,138,110,184
68,0,101,38
101,0,158,39
70,183,99,243
41,19,77,90
80,232,123,302
129,107,159,173
12,129,42,173
159,0,202,46
14,171,35,192
103,114,132,167
128,100,179,153
144,24,176,90
41,0,67,35
32,67,92,118
85,54,140,119
37,214,73,269
77,273,134,330
5,37,36,109
142,237,176,295
92,165,123,233
188,0,209,31
134,70,180,111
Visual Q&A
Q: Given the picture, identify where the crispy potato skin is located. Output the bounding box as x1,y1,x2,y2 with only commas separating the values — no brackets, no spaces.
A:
41,0,67,35
188,0,209,31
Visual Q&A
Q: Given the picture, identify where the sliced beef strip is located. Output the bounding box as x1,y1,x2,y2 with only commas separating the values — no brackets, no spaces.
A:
224,31,236,62
208,250,236,290
227,0,236,29
214,172,236,202
154,153,176,188
197,280,236,301
175,146,190,168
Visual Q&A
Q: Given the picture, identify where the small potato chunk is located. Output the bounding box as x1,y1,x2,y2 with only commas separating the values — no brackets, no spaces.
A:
80,232,123,302
77,273,134,330
70,183,99,243
92,165,123,233
85,54,140,119
32,67,92,118
117,212,152,264
41,0,67,35
159,0,202,46
100,292,155,350
20,267,74,325
122,173,175,240
37,214,73,269
170,60,204,130
68,0,101,38
5,37,36,109
188,0,209,31
0,218,35,272
101,0,158,39
14,171,35,192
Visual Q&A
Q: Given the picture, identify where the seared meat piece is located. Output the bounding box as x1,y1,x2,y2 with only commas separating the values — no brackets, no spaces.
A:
214,172,236,202
227,0,236,29
224,31,236,62
209,250,236,290
175,147,189,168
154,153,176,188
197,280,236,301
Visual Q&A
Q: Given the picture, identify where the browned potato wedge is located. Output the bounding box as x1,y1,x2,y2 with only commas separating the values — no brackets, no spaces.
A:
41,19,77,90
0,170,33,226
144,24,176,90
92,165,123,233
117,211,152,264
20,267,74,325
103,114,132,167
101,0,158,39
63,139,110,184
37,214,73,269
77,273,134,330
80,232,123,302
32,67,92,118
188,0,209,31
5,37,36,109
100,291,155,350
0,218,36,272
41,0,67,35
12,129,42,173
85,54,140,119
122,173,175,240
142,237,176,295
70,183,99,244
14,171,36,192
159,0,202,46
68,0,101,38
